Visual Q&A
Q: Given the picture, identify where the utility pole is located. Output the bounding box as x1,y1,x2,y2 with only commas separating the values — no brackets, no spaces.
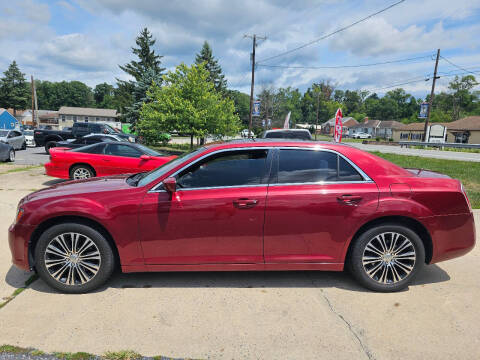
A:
31,75,35,128
315,88,320,141
423,48,440,141
245,34,266,138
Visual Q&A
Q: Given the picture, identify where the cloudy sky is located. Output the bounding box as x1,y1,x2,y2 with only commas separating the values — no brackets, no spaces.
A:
1,0,480,97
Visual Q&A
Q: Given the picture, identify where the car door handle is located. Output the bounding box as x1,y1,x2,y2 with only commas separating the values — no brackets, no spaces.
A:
233,198,258,209
103,159,110,162
337,195,362,205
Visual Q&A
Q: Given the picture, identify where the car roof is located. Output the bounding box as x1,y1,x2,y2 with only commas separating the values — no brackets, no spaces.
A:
264,129,310,132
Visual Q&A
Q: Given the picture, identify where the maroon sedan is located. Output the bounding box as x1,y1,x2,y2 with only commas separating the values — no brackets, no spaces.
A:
8,140,475,293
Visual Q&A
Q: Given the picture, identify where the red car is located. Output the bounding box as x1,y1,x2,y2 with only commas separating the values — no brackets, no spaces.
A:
9,140,475,293
45,142,177,180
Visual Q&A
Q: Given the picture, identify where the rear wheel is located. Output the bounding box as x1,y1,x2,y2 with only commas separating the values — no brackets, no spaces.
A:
7,149,15,162
70,164,95,180
21,141,26,150
34,223,115,293
45,141,56,154
349,224,425,292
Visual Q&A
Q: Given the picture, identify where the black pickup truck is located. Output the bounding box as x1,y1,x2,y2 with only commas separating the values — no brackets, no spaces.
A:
34,123,137,153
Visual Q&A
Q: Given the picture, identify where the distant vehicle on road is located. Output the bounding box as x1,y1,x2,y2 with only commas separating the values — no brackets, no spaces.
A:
34,122,138,154
10,140,475,293
0,129,26,150
262,129,312,140
45,142,176,180
0,141,14,162
23,130,35,147
54,134,128,150
352,132,372,139
241,129,254,138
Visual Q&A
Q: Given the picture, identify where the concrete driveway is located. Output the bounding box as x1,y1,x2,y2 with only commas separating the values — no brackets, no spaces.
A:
0,167,479,359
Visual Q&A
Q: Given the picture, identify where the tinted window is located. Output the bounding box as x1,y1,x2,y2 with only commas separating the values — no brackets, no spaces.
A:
105,144,142,158
73,143,105,154
89,124,102,133
277,149,363,183
265,131,311,140
177,149,268,189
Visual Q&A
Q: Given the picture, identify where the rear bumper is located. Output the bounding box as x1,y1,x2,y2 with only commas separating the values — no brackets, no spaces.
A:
45,162,69,179
8,222,36,271
427,212,476,264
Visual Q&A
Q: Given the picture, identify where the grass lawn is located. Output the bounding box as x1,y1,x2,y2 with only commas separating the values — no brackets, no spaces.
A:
371,152,480,209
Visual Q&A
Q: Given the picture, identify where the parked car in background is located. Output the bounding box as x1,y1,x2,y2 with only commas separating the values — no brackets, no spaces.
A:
352,132,372,139
11,140,475,293
262,129,312,140
53,134,128,150
23,130,35,147
0,129,26,150
0,141,14,162
35,122,138,154
241,129,255,138
45,142,177,180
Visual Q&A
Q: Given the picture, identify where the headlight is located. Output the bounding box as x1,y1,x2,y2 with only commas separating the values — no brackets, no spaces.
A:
15,206,24,224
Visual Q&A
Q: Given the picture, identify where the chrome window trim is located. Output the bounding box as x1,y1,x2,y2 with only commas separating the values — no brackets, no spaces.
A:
149,147,274,193
148,145,373,193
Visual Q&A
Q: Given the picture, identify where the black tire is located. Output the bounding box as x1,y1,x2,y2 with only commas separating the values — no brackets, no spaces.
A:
45,141,56,154
34,223,115,294
348,224,425,292
7,149,15,162
69,164,95,180
21,141,26,150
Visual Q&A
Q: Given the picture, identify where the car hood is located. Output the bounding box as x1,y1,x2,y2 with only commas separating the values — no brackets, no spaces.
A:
25,174,134,202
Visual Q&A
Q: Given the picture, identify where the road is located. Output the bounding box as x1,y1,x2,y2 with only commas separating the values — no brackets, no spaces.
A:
12,146,49,165
347,142,480,162
0,167,479,359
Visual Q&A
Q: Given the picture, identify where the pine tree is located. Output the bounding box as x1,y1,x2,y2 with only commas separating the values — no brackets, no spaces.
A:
195,41,227,94
119,28,165,81
0,61,29,116
124,68,163,130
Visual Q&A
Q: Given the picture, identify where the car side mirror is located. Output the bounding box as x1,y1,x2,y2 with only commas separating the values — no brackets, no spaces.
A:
140,154,151,160
163,177,177,193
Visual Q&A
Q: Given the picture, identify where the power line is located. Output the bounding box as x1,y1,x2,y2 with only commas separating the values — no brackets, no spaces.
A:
257,0,406,64
440,56,480,76
256,54,433,70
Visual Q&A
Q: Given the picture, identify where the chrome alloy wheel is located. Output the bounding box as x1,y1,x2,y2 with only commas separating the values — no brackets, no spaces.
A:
9,150,15,162
44,233,101,286
362,232,416,284
73,167,91,180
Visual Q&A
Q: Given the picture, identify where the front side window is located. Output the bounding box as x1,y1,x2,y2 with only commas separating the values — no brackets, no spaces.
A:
277,149,363,184
176,149,268,189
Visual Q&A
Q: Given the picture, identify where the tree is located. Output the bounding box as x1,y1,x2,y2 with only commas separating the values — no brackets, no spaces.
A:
139,63,240,148
124,68,163,130
28,80,94,110
93,83,115,108
119,28,165,81
227,90,250,127
195,41,227,93
0,61,29,116
448,75,478,119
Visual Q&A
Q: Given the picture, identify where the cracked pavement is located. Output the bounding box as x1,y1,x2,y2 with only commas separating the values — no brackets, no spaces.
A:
0,166,479,359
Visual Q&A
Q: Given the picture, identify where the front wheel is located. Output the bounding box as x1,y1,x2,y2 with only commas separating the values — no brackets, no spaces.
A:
45,141,56,154
7,149,15,162
34,223,115,293
348,224,425,292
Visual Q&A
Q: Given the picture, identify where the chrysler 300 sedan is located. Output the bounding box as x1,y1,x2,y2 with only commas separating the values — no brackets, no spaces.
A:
8,140,475,293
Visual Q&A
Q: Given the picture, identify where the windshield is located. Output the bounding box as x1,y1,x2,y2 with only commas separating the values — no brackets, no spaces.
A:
104,124,119,134
0,130,8,137
136,147,204,187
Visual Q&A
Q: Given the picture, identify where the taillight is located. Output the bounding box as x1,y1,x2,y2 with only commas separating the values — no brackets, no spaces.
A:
461,183,472,212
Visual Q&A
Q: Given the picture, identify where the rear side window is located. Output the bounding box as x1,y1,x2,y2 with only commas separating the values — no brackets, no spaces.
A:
105,144,142,158
277,149,363,184
177,149,268,189
265,131,311,140
73,143,105,154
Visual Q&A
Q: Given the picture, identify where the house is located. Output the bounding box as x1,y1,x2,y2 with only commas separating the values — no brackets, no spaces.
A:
348,118,403,139
57,106,120,129
15,109,57,126
322,116,358,135
0,109,20,130
38,112,60,130
392,116,480,144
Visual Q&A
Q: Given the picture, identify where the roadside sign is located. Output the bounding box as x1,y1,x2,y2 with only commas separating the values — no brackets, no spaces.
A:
252,101,261,116
334,108,343,143
419,102,428,119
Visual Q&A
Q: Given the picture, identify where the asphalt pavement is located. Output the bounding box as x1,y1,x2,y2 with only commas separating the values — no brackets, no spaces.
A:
12,146,50,166
0,167,479,359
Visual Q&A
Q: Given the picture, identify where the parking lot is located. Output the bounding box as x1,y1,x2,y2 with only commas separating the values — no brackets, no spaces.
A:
0,165,479,359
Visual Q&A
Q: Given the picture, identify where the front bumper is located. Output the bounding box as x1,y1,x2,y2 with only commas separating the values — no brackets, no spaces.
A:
427,212,476,264
8,222,36,271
